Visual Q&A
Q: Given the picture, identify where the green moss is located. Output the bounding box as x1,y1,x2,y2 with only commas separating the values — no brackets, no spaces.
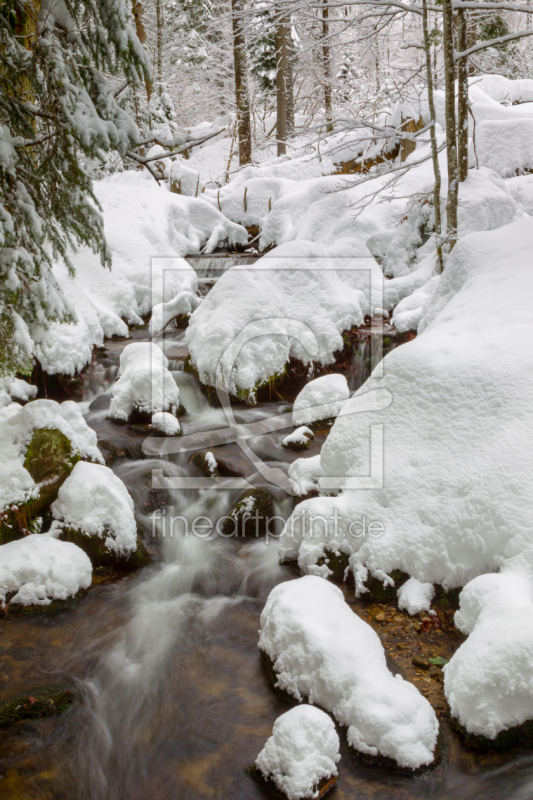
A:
7,590,87,617
0,685,77,728
361,569,410,604
0,428,79,544
225,488,274,537
58,526,152,570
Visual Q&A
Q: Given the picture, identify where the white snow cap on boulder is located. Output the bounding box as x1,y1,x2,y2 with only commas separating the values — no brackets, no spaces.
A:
259,576,438,769
255,705,340,800
51,462,137,554
109,342,179,421
0,399,102,513
151,411,181,436
0,534,92,607
293,374,350,426
397,578,435,615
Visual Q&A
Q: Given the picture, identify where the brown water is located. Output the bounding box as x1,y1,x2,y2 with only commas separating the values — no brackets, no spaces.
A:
1,286,533,800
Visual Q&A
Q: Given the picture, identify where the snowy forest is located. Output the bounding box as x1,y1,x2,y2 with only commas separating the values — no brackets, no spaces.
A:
1,0,533,795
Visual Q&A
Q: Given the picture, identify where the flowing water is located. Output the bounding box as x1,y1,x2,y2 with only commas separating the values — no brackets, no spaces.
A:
1,260,532,799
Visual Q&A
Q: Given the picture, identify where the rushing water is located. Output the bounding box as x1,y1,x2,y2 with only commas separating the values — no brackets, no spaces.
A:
1,261,533,799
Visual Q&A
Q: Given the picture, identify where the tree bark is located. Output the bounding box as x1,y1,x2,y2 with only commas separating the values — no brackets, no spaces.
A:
442,0,458,250
422,0,443,271
323,0,333,133
457,8,469,182
132,0,152,100
231,0,252,165
155,0,163,87
275,9,289,156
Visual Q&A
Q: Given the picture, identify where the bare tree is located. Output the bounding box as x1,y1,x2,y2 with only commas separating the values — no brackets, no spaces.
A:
231,0,253,165
276,7,290,155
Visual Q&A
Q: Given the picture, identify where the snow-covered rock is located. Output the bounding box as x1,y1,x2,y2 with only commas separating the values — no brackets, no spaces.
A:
397,578,435,615
151,411,181,436
255,705,340,800
149,290,201,335
0,399,102,515
282,426,314,450
293,375,350,427
259,576,438,769
51,461,137,555
0,534,92,607
0,377,38,404
109,342,179,422
186,246,370,401
288,455,321,496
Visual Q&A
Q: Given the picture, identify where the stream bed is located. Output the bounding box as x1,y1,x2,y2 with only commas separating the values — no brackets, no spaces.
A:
1,258,533,800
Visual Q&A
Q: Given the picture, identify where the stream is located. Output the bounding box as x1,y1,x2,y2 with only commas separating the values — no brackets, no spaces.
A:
1,257,533,800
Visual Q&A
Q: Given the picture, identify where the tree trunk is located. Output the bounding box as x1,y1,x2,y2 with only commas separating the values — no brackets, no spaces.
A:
287,52,295,134
231,0,252,165
323,0,333,132
457,8,469,182
422,0,443,271
442,0,458,250
155,0,163,87
275,9,289,156
132,0,152,101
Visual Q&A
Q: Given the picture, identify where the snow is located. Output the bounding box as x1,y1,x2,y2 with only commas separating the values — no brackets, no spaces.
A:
293,375,350,427
0,399,102,514
34,174,246,376
0,534,92,607
282,426,314,448
255,705,340,800
477,119,533,178
186,247,370,401
0,377,38,403
259,576,438,769
204,451,218,475
151,411,181,436
288,455,321,497
109,342,180,421
397,578,435,616
51,461,137,554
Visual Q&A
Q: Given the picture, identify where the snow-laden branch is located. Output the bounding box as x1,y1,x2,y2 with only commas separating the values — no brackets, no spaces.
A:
452,0,533,12
455,27,533,59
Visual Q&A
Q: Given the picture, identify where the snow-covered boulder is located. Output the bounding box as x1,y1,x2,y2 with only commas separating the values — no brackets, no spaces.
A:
293,375,349,427
288,455,321,496
109,342,179,422
186,247,369,402
282,426,314,450
259,576,438,769
397,578,435,615
0,377,38,404
151,411,181,436
51,462,138,561
149,290,201,335
0,399,102,542
0,534,92,607
255,705,340,800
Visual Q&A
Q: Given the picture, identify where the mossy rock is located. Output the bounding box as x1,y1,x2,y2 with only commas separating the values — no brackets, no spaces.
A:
260,651,298,707
317,548,350,582
248,763,337,800
58,526,152,571
361,569,410,604
0,684,77,728
450,715,533,749
192,450,220,477
282,428,314,451
0,428,80,544
224,488,274,537
6,588,88,617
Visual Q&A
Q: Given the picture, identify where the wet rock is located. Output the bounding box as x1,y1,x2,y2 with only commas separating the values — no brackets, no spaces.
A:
225,488,274,537
361,570,410,604
412,655,430,670
192,450,220,478
281,426,314,451
58,526,152,571
0,685,77,728
89,393,112,411
317,549,349,582
97,439,129,466
451,716,533,750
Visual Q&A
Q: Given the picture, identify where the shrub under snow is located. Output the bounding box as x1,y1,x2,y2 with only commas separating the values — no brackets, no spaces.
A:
259,576,438,769
109,342,179,422
255,705,340,800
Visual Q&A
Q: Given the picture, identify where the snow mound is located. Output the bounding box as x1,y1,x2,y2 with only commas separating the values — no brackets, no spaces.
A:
282,426,314,448
51,462,137,554
259,576,438,769
0,534,92,606
35,175,246,375
288,455,321,496
255,705,340,800
109,342,179,421
397,578,435,615
477,119,533,178
0,399,102,513
0,377,38,404
151,411,181,436
293,374,350,426
186,248,369,401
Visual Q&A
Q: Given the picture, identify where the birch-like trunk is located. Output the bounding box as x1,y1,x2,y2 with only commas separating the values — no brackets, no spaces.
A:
422,0,443,271
231,0,252,165
323,0,333,133
442,0,458,250
457,8,469,182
